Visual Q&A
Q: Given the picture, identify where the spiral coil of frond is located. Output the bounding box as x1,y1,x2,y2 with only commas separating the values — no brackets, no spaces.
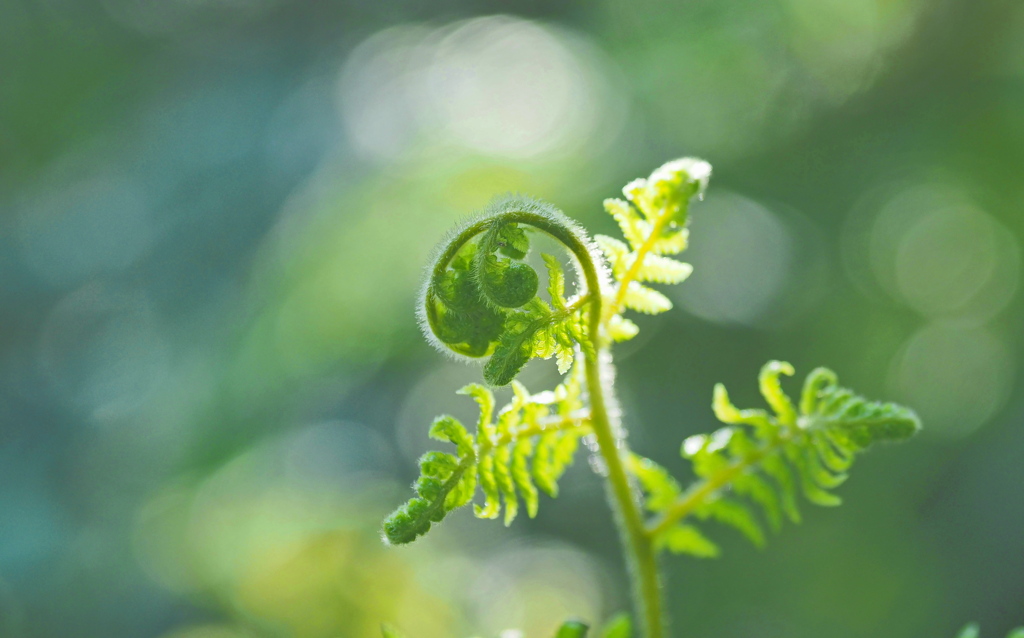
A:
420,195,599,386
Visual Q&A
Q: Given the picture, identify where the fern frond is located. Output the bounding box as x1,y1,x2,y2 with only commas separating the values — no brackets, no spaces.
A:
637,361,920,555
382,367,591,545
600,159,709,340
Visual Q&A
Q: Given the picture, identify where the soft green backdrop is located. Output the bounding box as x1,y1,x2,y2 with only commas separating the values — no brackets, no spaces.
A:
1,0,1022,636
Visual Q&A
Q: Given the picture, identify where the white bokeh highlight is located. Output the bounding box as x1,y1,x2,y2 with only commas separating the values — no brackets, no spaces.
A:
338,16,623,162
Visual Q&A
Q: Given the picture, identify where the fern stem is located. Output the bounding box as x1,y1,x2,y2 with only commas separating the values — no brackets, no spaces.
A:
583,352,665,638
550,219,665,638
645,433,791,540
433,208,666,638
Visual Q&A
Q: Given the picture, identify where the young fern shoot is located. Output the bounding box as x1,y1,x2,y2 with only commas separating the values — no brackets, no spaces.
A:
382,159,921,638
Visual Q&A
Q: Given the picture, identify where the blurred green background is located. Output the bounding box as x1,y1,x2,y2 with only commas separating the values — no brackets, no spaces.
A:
2,0,1023,636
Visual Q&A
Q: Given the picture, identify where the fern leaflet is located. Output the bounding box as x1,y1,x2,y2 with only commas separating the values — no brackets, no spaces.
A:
595,158,708,336
632,361,920,557
383,366,590,544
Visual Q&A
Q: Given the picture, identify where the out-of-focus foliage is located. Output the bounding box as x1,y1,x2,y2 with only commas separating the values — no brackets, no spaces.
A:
955,625,1024,638
2,0,1023,636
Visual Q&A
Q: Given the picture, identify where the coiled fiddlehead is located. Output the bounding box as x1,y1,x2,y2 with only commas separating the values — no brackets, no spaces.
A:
420,195,600,386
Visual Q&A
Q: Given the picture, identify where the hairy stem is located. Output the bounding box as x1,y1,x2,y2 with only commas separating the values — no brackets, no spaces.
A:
538,221,664,638
437,209,665,638
583,353,664,638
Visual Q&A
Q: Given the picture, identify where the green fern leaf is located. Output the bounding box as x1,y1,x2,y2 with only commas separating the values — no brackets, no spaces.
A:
623,158,711,225
758,360,798,426
650,227,688,255
493,444,518,525
802,367,921,450
760,452,801,523
594,234,630,279
621,282,672,315
634,253,692,285
458,383,495,438
638,361,919,556
627,453,681,511
556,343,575,374
732,470,783,531
483,321,538,386
604,198,646,250
512,436,540,518
383,372,590,544
658,524,720,558
607,315,639,342
712,383,773,436
382,415,475,545
697,498,765,547
543,253,567,311
473,451,502,519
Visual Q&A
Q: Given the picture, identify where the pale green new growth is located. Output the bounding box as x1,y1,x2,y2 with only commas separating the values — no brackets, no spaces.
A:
383,159,931,638
596,157,705,333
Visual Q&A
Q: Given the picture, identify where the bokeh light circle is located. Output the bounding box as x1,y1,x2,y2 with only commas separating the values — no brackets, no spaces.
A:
338,16,624,162
888,321,1014,439
673,192,794,327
